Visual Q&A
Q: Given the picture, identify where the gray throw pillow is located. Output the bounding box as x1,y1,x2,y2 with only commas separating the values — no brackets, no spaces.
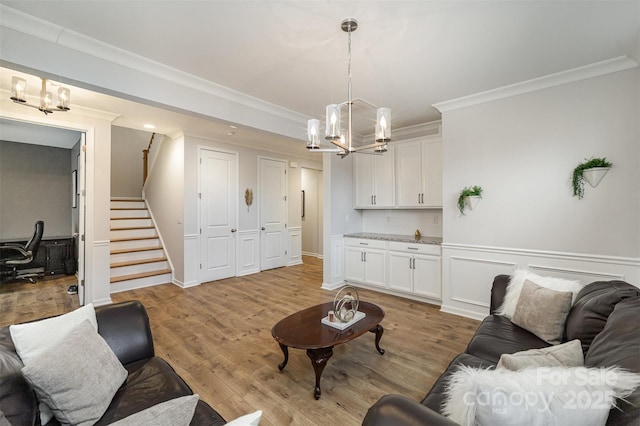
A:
512,280,573,344
497,339,584,370
21,320,127,426
109,394,199,426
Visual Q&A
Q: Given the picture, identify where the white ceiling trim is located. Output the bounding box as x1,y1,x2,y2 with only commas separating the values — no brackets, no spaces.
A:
433,56,639,114
0,4,307,124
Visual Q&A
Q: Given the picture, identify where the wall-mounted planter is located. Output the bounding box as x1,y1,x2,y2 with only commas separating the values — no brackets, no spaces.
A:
582,167,610,188
464,195,481,211
572,157,612,199
458,185,483,215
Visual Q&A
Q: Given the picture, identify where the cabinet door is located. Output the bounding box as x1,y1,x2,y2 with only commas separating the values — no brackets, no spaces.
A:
363,249,387,288
387,251,413,293
372,151,395,207
422,139,443,207
354,155,374,208
345,246,365,282
413,254,441,299
395,141,423,207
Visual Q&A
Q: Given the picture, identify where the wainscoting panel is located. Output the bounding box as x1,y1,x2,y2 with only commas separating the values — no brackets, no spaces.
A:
442,243,640,321
237,230,260,276
181,234,199,288
288,227,302,266
322,234,345,290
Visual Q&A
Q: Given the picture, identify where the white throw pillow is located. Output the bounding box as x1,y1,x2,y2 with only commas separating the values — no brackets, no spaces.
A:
495,270,584,319
225,410,262,426
21,320,127,426
10,303,97,424
442,365,640,426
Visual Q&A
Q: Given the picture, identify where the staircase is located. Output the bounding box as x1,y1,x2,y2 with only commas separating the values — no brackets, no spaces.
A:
110,198,172,292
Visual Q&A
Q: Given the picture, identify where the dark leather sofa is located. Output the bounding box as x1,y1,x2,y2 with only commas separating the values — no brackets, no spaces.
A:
0,300,226,426
363,275,640,426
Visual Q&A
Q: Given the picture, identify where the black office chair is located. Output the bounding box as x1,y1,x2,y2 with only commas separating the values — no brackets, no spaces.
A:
0,221,44,284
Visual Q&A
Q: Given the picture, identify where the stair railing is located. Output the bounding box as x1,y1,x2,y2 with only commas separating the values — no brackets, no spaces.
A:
142,132,156,185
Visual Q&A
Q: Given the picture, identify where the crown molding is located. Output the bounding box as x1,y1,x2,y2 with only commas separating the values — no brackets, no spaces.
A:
0,5,308,125
432,56,639,114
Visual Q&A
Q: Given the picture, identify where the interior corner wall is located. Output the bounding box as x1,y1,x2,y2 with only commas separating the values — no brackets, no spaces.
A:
443,68,639,258
111,126,153,198
439,67,640,319
144,134,185,284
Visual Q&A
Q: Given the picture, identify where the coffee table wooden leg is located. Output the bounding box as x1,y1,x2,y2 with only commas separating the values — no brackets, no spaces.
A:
277,343,289,371
370,325,385,354
306,347,333,400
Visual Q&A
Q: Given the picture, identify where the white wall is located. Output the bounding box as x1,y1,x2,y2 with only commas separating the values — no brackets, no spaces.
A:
443,68,639,256
439,66,640,319
301,167,323,256
111,126,154,198
362,209,442,238
144,134,185,284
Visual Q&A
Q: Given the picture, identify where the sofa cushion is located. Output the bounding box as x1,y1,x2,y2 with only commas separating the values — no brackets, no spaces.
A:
21,320,127,426
0,326,36,426
465,315,550,364
421,353,494,413
511,280,573,344
585,296,640,426
110,394,199,426
566,281,640,355
94,356,199,425
496,339,583,371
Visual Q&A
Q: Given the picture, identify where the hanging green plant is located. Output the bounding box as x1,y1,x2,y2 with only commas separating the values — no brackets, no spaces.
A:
572,157,612,199
457,185,483,215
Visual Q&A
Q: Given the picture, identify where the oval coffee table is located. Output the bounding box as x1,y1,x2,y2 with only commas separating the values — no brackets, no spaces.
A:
271,301,385,399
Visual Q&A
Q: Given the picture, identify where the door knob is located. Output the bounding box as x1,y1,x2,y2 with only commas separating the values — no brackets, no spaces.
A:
261,227,266,231
231,228,237,233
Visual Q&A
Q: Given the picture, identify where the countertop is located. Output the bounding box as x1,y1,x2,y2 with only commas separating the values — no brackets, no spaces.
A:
343,232,442,245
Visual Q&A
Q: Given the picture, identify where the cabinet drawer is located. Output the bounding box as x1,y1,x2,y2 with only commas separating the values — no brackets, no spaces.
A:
388,241,441,255
344,238,387,250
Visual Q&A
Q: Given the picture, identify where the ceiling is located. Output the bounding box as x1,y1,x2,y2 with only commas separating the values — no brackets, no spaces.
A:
1,1,638,150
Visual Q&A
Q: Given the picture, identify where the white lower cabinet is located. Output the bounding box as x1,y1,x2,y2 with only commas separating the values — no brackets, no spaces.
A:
344,239,387,288
345,237,442,301
387,241,442,300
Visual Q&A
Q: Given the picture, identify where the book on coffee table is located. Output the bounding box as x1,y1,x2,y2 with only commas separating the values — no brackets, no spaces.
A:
321,311,366,330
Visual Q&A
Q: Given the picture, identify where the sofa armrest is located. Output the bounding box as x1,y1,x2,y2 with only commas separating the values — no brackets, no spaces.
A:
490,274,511,314
362,394,458,426
95,300,154,365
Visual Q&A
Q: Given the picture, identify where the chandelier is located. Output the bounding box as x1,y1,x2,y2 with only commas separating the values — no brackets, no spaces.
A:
10,76,71,115
306,18,391,157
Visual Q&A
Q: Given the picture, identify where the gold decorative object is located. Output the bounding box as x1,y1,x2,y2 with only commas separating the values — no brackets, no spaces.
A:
414,229,421,240
333,286,360,323
245,188,253,211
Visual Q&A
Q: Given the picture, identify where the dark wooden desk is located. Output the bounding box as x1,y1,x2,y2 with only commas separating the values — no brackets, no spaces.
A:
0,236,74,275
271,301,385,399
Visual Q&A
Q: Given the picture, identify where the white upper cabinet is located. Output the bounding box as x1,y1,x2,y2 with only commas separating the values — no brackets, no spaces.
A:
354,150,395,208
395,137,442,208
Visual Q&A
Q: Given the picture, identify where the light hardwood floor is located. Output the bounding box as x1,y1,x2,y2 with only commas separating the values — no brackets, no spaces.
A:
0,256,480,425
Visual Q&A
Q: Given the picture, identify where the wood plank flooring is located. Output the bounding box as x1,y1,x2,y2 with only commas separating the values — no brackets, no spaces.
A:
0,256,480,425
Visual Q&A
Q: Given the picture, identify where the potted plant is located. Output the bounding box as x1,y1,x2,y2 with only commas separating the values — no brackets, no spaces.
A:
572,157,612,199
457,185,483,215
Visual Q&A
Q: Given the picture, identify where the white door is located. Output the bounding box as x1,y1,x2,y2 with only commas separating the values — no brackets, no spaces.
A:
199,149,237,282
259,157,287,270
76,133,86,305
